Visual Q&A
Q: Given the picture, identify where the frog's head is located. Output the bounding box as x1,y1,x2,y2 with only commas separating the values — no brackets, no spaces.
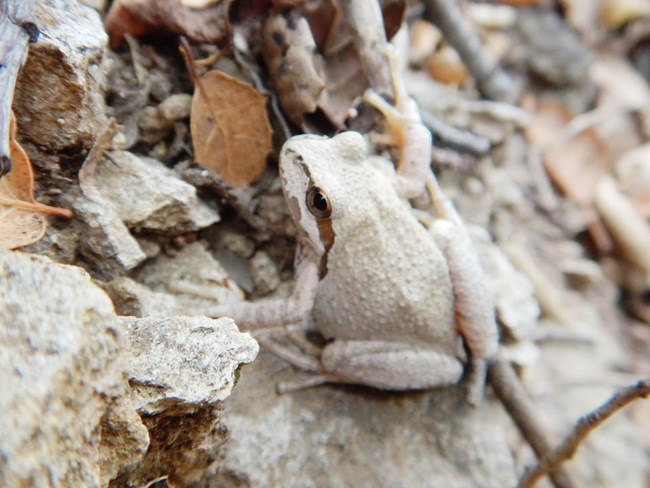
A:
279,132,368,266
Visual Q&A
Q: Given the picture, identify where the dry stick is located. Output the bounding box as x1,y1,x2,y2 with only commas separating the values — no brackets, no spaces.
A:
423,0,514,101
489,361,575,488
420,110,491,156
519,379,650,488
0,0,37,177
340,0,393,98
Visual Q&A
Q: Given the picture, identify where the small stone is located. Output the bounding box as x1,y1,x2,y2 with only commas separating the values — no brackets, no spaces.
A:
73,196,147,278
250,250,281,295
94,151,220,234
105,277,183,317
219,231,256,259
136,241,244,314
158,93,193,121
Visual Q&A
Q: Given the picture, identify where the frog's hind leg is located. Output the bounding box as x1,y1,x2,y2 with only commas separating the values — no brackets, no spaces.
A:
320,340,463,390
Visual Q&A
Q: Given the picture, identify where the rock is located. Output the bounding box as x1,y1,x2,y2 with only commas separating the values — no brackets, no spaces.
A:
207,351,517,488
105,276,183,317
250,250,281,295
94,151,220,234
0,250,148,486
0,250,260,487
136,241,244,314
73,195,147,278
13,0,108,152
113,316,259,486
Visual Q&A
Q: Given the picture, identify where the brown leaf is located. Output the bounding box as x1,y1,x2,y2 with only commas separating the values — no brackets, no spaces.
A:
104,0,234,48
523,96,611,207
0,114,73,250
190,70,272,187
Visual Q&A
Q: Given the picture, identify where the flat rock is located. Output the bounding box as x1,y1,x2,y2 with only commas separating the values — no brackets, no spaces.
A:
94,151,220,234
136,241,243,314
13,0,108,152
208,351,517,488
0,250,148,486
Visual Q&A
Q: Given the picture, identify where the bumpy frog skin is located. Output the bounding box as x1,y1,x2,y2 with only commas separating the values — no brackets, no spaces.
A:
275,131,497,394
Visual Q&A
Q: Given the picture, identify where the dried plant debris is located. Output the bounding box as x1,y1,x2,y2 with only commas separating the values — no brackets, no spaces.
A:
184,43,272,187
104,0,235,47
0,114,72,250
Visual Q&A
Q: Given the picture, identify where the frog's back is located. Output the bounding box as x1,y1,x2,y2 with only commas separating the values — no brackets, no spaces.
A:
313,202,461,353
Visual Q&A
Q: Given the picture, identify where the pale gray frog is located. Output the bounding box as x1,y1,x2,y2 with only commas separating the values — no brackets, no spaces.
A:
210,133,498,402
209,49,499,402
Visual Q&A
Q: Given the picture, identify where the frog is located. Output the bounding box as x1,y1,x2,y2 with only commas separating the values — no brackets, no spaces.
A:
209,134,498,402
208,48,499,403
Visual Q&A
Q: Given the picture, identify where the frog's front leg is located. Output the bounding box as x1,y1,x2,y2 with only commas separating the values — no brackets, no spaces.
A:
207,258,319,330
429,214,499,404
319,340,463,391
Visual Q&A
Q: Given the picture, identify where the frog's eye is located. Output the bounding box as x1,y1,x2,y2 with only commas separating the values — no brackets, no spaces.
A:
306,186,332,219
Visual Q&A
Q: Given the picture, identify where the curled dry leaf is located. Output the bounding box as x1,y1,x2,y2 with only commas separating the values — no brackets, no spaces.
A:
191,70,272,187
104,0,234,48
0,114,73,250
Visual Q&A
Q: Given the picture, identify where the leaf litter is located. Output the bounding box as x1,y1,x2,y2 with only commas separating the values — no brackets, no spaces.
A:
0,113,72,250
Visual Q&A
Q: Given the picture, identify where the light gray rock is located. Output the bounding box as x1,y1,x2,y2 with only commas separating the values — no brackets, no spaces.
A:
120,316,258,414
136,241,244,314
105,276,183,317
73,195,147,278
208,351,517,488
114,316,258,486
13,0,108,152
94,151,220,234
250,250,281,295
0,250,148,487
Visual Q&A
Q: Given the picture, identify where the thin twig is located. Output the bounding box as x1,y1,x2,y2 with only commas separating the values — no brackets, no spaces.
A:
423,0,515,101
489,361,575,488
421,110,491,155
519,379,650,488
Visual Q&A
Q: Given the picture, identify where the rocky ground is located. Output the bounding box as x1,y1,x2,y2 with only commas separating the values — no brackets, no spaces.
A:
1,0,650,487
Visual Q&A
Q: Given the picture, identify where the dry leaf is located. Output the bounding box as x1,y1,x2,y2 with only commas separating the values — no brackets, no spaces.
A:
0,114,73,250
104,0,234,48
190,70,272,187
524,96,612,206
263,10,326,128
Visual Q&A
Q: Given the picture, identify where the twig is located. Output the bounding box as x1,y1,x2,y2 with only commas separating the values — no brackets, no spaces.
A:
489,360,575,488
0,0,37,177
519,379,650,488
503,242,572,326
421,109,491,155
78,119,121,199
423,0,515,101
340,0,392,97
